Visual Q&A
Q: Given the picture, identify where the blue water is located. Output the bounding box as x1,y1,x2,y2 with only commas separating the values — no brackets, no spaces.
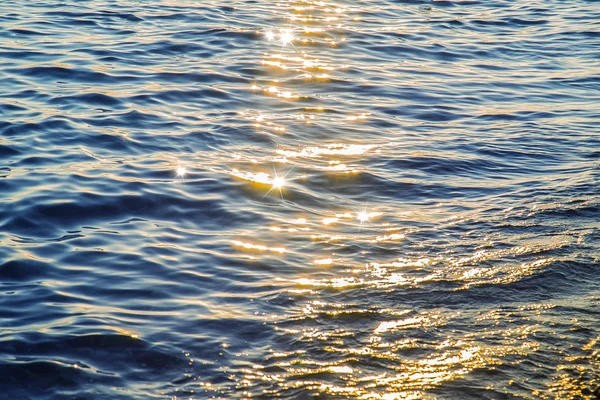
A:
1,0,599,398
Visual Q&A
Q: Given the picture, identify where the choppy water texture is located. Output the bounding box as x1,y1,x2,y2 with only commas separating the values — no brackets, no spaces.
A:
1,0,599,398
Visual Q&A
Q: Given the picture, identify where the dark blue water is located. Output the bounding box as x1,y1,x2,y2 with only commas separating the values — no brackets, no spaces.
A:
1,0,599,398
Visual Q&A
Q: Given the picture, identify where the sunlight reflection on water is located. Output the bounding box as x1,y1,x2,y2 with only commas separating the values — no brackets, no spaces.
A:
1,0,599,398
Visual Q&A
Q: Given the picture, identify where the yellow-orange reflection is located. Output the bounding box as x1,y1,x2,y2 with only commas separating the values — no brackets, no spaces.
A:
233,240,286,254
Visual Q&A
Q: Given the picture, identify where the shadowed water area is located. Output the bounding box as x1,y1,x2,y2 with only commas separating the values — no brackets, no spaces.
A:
1,0,599,399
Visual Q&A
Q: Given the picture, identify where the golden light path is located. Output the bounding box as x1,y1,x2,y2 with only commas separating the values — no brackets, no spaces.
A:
183,0,572,398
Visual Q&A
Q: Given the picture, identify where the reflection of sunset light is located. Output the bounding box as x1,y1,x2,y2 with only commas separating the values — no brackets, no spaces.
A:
347,113,370,121
264,26,297,50
232,2,569,398
335,213,354,219
358,211,369,223
230,168,272,185
375,317,428,334
233,240,286,254
278,91,298,99
328,366,352,374
357,205,382,228
280,30,295,47
276,144,377,158
176,166,186,178
272,176,285,189
359,211,382,223
372,233,406,243
229,167,292,199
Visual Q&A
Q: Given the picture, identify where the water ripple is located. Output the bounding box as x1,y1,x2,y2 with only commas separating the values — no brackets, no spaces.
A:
1,0,599,398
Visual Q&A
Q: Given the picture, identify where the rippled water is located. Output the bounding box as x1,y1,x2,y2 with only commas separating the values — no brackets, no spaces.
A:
1,0,599,398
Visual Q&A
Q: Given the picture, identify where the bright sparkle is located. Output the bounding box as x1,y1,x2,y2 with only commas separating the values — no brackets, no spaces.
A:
272,177,285,189
358,211,369,223
280,30,294,46
264,167,293,200
265,30,275,41
176,167,187,178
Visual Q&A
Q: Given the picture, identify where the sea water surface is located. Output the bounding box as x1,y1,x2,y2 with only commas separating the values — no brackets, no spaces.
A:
1,0,599,399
